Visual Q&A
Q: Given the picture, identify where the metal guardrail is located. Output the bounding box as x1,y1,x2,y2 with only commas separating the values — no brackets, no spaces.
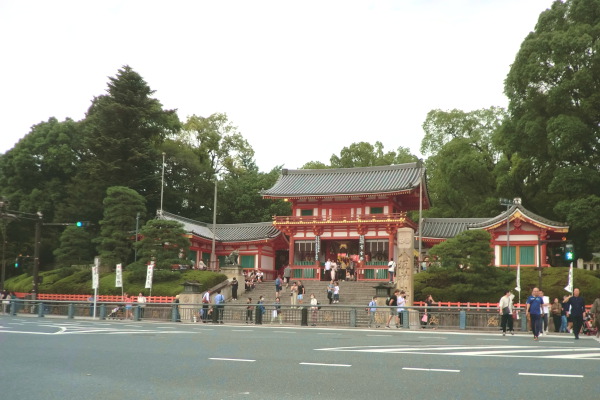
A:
2,299,532,331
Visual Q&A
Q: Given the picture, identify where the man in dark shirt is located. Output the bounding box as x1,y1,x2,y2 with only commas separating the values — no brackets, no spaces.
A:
386,289,399,328
567,288,586,339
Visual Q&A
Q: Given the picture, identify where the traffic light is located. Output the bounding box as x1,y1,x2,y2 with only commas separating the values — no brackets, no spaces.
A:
75,221,89,227
14,256,21,268
565,244,574,261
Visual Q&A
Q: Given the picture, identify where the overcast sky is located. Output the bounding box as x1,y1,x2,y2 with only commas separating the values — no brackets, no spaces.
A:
0,0,552,172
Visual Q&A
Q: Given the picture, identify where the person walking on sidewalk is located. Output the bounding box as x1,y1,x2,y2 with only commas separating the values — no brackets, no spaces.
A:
526,287,546,340
367,296,379,328
386,289,399,328
498,290,514,336
567,288,586,339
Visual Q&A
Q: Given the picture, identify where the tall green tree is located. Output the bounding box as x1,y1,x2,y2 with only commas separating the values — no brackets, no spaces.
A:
302,141,417,169
133,219,190,270
53,226,95,267
500,0,600,258
219,165,291,223
330,141,417,168
96,186,147,268
66,66,180,225
421,108,506,217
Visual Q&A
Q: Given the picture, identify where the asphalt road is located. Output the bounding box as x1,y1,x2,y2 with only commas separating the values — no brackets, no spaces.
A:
1,315,599,399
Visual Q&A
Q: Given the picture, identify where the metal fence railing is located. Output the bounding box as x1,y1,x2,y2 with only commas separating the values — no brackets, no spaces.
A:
2,299,534,332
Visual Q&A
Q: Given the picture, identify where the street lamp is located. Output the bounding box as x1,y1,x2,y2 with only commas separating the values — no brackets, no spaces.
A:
500,198,520,269
159,152,166,216
211,175,218,270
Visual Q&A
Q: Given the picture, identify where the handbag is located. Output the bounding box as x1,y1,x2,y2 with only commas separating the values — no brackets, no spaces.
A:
502,307,510,315
421,313,428,323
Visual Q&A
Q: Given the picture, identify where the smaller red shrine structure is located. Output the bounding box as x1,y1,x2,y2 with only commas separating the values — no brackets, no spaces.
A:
419,198,569,268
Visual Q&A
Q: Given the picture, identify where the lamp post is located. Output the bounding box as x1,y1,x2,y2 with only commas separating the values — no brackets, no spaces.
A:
211,175,218,270
159,152,166,216
417,160,424,273
499,198,518,269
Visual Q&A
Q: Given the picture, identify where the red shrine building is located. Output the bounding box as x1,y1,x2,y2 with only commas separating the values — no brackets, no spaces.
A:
261,164,428,280
161,163,569,279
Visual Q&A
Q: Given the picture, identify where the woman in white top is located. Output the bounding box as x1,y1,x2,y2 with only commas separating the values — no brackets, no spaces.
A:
498,290,514,335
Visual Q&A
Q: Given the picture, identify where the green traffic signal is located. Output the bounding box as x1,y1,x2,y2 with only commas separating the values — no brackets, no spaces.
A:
565,244,574,261
76,221,83,227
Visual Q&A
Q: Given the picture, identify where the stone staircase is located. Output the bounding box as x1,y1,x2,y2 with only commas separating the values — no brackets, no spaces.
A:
232,279,383,307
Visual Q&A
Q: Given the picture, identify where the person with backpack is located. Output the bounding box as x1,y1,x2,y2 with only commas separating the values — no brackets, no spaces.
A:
367,296,379,328
385,289,400,328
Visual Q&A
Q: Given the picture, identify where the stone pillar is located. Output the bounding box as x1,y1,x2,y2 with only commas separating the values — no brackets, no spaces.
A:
396,227,414,306
179,281,203,322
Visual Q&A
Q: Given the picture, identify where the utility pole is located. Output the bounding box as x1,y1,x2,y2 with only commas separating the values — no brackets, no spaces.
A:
32,211,42,299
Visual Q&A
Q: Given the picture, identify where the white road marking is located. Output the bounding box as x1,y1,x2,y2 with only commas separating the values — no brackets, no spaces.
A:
403,367,460,373
317,333,338,335
209,358,255,362
519,373,583,378
232,330,253,332
300,362,351,367
368,334,392,337
477,338,508,341
418,336,447,339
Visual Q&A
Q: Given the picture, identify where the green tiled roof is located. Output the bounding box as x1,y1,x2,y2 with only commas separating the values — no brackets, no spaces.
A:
421,205,568,239
421,218,489,239
469,205,568,230
262,163,425,197
158,211,281,242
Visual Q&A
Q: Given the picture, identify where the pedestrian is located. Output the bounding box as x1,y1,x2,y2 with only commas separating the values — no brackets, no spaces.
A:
324,259,332,281
310,294,319,326
201,290,211,323
245,297,254,324
590,295,600,341
387,258,396,283
256,295,265,324
566,288,586,339
550,297,562,333
561,294,571,333
498,290,514,336
271,297,283,324
275,275,282,297
137,292,147,319
367,296,379,328
539,290,550,335
1,290,9,314
397,291,406,328
297,281,305,305
333,281,340,304
124,293,133,320
214,289,225,324
526,287,546,340
231,277,238,301
174,294,181,322
283,264,291,288
290,281,298,308
87,293,95,317
421,294,436,329
386,289,399,328
327,280,334,304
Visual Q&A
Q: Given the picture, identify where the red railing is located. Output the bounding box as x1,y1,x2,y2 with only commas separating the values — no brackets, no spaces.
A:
273,212,408,225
